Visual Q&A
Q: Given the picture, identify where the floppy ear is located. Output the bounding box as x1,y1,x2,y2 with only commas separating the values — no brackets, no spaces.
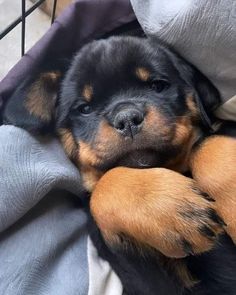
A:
168,51,221,131
3,71,62,134
159,40,222,131
192,69,221,130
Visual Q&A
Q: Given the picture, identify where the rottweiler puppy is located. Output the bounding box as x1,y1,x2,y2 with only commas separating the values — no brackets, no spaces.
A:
3,36,236,294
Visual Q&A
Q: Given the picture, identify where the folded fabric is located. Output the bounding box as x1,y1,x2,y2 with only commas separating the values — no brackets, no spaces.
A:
0,126,88,294
0,126,123,295
131,0,236,120
0,126,83,232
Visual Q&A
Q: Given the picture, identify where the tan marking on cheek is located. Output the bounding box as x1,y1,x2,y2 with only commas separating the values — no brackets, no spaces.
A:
144,106,171,138
58,128,78,159
79,140,101,166
96,120,120,145
93,120,122,157
135,67,150,82
186,94,199,118
172,117,192,146
82,85,93,102
25,71,61,121
144,106,198,172
78,120,122,191
96,120,114,138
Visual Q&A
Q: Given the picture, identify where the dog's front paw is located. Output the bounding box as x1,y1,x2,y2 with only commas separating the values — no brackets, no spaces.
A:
90,167,225,258
153,185,225,258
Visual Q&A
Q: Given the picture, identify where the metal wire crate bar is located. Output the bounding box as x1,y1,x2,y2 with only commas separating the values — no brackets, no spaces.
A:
0,0,58,56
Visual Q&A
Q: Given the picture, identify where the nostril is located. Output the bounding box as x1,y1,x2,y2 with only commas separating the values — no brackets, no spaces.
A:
117,121,125,130
132,113,143,126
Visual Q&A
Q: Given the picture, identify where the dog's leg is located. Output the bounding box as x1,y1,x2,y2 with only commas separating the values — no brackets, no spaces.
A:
190,135,236,242
90,167,224,259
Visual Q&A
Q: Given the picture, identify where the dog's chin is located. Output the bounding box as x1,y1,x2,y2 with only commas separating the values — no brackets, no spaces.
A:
95,149,163,171
116,149,159,168
96,146,179,171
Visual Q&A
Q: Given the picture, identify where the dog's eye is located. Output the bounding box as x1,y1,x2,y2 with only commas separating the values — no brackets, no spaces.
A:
150,80,170,92
78,103,92,115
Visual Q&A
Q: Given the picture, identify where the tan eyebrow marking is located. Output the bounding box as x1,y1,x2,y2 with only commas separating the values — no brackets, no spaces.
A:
135,67,150,82
82,85,93,102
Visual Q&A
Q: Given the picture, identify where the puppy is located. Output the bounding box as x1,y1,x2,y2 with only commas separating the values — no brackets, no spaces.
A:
3,36,236,294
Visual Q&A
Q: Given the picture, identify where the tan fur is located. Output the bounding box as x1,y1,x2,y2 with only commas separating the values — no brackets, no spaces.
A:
186,94,199,119
135,67,150,82
78,140,104,191
172,94,199,147
172,117,192,146
80,166,103,192
90,167,223,259
82,85,93,102
58,128,78,159
25,71,60,121
94,120,121,152
78,140,101,167
144,107,171,139
190,135,236,241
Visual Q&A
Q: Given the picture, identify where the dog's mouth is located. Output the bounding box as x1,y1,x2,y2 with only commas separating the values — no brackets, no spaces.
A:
116,149,160,168
97,148,171,171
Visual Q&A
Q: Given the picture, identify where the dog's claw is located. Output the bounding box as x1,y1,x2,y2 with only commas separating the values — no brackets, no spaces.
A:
207,208,227,227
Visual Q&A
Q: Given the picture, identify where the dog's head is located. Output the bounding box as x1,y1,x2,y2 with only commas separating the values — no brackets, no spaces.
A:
3,36,220,191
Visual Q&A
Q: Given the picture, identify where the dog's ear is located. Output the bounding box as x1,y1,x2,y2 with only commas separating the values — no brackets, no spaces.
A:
168,50,221,130
3,71,61,134
160,41,221,130
192,69,221,129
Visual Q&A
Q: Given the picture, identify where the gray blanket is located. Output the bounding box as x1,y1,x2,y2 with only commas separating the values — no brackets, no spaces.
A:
0,126,122,295
0,126,88,294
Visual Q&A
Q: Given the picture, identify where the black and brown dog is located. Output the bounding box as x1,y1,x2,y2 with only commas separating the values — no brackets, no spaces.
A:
3,36,236,294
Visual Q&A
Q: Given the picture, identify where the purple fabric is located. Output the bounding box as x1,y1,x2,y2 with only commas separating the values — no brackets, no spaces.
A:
0,0,135,110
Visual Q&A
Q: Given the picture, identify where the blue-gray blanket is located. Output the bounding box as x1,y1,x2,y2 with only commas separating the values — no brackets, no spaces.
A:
0,126,123,295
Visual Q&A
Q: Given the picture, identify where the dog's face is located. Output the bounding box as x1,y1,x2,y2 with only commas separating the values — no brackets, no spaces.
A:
3,36,220,191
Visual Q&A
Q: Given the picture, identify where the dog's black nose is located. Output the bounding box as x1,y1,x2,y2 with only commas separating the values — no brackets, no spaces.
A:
114,108,144,138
